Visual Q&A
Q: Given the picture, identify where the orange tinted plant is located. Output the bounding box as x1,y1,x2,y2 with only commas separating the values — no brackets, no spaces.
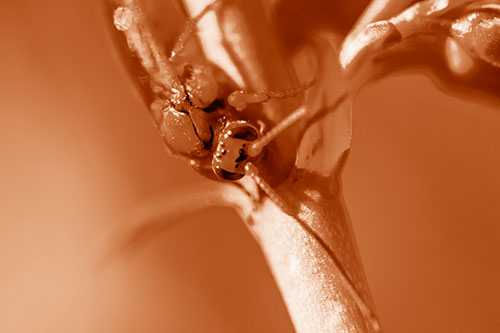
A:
104,0,499,331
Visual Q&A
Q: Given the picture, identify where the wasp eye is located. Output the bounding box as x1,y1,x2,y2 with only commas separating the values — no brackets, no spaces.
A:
228,126,259,141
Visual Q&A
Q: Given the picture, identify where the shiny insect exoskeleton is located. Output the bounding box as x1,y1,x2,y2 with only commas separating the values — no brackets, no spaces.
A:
212,121,261,180
113,0,309,186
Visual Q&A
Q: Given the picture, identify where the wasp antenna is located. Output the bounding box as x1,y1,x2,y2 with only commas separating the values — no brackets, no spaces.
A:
248,105,307,157
228,80,314,111
114,1,185,99
170,0,224,61
191,0,223,23
265,79,316,99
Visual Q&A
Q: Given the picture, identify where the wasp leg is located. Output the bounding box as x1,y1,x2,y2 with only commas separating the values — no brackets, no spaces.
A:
227,81,314,111
248,105,307,157
169,0,223,62
244,163,293,216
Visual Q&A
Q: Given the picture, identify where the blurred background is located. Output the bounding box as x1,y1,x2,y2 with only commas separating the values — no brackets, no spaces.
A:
1,1,499,332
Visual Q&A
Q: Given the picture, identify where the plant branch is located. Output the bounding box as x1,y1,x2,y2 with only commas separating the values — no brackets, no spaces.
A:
182,0,381,331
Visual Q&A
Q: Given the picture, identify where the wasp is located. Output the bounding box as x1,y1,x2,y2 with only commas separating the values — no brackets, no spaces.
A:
112,0,311,207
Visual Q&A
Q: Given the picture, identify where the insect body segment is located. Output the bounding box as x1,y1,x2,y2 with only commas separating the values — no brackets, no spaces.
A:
151,92,227,159
159,105,207,156
212,122,260,180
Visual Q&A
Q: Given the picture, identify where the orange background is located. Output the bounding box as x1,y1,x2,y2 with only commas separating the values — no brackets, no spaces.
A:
1,1,499,332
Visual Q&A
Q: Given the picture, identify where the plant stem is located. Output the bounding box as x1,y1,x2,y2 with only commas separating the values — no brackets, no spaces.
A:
182,0,381,331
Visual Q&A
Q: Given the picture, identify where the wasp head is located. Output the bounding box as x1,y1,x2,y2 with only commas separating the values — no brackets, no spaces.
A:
212,121,260,181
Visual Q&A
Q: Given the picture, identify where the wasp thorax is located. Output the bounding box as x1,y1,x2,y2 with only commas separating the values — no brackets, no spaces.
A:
212,122,260,181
